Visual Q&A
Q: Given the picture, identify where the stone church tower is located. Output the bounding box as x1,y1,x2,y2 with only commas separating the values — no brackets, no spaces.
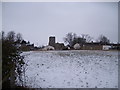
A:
49,36,55,47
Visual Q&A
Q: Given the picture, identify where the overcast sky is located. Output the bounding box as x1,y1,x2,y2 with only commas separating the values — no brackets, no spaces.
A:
2,2,118,46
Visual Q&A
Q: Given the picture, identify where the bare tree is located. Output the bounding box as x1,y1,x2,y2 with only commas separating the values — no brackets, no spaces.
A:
16,33,23,41
2,31,5,40
63,32,77,47
81,34,93,43
16,33,23,43
72,36,86,46
6,31,15,41
98,35,110,44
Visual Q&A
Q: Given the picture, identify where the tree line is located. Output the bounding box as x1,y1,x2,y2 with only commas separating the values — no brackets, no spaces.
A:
63,32,110,47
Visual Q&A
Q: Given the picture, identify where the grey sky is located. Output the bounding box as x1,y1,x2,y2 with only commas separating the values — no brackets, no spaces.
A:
2,2,118,46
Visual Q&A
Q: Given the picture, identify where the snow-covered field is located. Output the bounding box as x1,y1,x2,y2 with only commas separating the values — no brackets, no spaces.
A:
18,50,118,88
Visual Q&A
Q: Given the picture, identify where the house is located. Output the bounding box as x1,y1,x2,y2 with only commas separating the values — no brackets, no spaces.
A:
18,40,36,51
81,43,103,50
102,45,111,50
54,43,65,50
20,44,35,51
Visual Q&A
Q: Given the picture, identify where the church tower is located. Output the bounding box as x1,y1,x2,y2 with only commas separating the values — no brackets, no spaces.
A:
49,36,55,47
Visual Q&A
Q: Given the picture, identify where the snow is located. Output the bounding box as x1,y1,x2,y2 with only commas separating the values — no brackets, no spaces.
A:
42,45,55,51
18,50,118,88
